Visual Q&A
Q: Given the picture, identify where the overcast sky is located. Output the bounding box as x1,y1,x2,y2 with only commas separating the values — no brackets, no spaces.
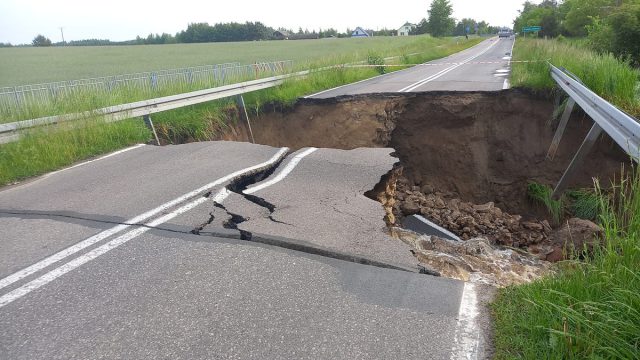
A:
0,0,532,44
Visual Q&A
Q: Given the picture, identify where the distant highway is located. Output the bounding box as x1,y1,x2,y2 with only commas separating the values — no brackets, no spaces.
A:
308,37,515,98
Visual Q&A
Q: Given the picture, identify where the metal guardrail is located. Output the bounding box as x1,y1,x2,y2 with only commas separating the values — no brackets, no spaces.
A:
548,64,640,197
0,69,310,144
0,61,293,111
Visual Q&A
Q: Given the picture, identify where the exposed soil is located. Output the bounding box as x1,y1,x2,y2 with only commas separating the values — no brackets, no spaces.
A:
208,89,629,263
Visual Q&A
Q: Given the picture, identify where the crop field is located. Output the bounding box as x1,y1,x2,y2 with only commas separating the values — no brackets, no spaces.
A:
0,35,482,123
0,35,473,86
0,35,483,185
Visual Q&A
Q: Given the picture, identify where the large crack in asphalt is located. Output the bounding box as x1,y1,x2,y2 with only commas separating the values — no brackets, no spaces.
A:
202,151,290,238
192,152,425,275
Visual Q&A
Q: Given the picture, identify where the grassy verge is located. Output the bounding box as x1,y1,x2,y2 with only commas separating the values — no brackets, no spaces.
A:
493,170,640,359
511,38,640,116
0,119,150,185
0,36,482,186
495,37,639,359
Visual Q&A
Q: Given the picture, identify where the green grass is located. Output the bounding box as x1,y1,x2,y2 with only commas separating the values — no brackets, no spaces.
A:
0,36,473,86
0,36,482,186
512,38,640,117
527,182,565,225
567,189,601,221
0,119,150,185
493,171,640,359
527,182,603,224
1,36,482,123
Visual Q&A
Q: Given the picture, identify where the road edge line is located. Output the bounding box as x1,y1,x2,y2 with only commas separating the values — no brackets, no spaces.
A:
450,281,480,360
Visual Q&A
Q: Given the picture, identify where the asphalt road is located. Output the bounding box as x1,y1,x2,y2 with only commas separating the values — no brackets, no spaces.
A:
0,142,488,359
309,36,515,98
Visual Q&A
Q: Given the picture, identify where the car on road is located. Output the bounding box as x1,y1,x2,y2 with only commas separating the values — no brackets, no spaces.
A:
498,29,512,38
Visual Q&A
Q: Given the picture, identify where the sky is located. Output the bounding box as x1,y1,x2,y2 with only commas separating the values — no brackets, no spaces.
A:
0,0,530,44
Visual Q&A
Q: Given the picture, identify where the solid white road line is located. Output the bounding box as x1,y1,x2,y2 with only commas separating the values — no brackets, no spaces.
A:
305,39,494,98
45,144,147,177
0,147,289,292
0,144,147,191
0,146,313,308
0,193,210,308
212,187,232,204
503,38,516,91
399,39,499,92
244,147,318,194
450,282,480,360
508,38,516,67
304,73,392,98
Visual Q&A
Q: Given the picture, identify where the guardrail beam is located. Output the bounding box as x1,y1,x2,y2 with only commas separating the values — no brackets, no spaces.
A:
549,63,640,198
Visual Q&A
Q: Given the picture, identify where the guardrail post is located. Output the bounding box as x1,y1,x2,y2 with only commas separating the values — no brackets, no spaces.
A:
552,123,603,199
142,114,161,146
235,95,255,143
547,98,576,159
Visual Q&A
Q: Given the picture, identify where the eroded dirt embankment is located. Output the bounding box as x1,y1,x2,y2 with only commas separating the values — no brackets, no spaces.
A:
214,90,628,266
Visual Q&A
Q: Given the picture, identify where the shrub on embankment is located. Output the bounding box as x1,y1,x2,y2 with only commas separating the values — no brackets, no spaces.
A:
492,169,640,359
511,38,640,117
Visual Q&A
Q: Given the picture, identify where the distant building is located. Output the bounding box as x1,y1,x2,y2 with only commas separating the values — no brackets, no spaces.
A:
351,27,371,37
273,30,290,40
397,22,416,36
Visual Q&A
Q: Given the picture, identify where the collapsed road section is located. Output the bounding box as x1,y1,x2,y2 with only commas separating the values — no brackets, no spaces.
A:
198,89,630,286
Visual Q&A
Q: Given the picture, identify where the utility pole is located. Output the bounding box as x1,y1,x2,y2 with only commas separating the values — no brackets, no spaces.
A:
59,27,65,45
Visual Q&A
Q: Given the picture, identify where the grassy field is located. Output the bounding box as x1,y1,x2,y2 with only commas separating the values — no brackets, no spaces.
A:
0,36,471,86
0,35,482,186
1,35,481,123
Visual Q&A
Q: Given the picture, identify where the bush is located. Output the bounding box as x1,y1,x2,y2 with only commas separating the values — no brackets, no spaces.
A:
588,4,640,66
367,53,386,74
32,34,52,47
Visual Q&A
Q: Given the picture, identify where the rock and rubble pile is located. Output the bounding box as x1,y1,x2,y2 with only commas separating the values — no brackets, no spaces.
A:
394,179,551,246
392,177,604,263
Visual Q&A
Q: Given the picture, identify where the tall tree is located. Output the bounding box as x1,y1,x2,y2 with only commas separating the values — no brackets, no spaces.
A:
561,0,613,36
32,34,52,47
513,0,561,37
412,18,429,35
427,0,455,37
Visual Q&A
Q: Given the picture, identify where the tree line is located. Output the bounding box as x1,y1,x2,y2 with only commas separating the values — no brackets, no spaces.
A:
410,0,500,37
514,0,640,65
23,0,502,48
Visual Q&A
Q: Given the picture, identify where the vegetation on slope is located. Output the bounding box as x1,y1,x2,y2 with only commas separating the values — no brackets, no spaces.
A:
511,38,640,117
493,169,640,359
